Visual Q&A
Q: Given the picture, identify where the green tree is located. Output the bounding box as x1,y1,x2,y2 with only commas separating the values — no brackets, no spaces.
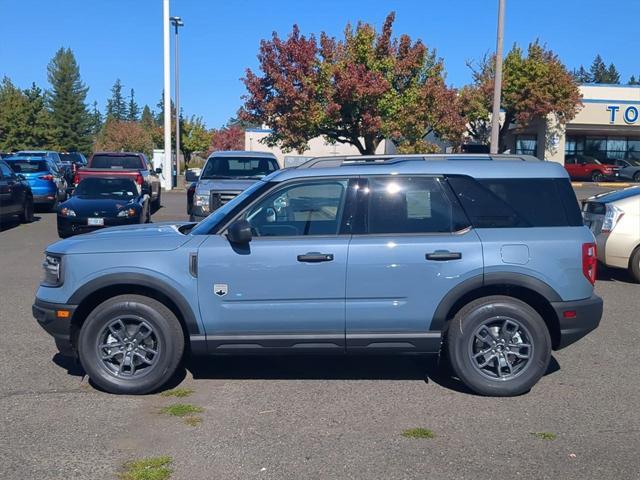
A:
46,47,92,153
589,54,620,84
22,83,51,148
106,79,127,120
0,77,31,151
88,100,103,136
240,12,465,154
572,65,591,83
181,116,212,164
605,63,620,84
95,118,154,157
127,88,140,121
462,42,582,151
629,75,640,85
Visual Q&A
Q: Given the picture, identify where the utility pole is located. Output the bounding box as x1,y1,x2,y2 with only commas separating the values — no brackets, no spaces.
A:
170,16,184,188
162,0,172,189
490,0,506,154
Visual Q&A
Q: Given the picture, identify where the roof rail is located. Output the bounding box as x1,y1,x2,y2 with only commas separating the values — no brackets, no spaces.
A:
299,153,540,168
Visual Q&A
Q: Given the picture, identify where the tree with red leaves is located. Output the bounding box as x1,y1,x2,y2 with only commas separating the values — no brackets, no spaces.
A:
208,125,244,154
461,42,582,151
240,12,465,155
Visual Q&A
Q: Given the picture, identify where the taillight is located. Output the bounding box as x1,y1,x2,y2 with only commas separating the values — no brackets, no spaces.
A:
73,173,80,185
38,174,53,181
602,204,624,233
582,242,597,285
135,174,143,186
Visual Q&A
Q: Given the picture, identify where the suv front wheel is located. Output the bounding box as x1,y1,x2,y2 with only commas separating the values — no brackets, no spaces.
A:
77,294,184,394
447,295,551,396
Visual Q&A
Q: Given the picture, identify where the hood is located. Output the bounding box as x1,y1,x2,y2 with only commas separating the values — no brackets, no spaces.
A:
47,221,194,255
61,196,140,217
195,178,259,194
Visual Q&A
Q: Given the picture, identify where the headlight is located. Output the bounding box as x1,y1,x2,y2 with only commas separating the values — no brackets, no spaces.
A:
59,207,76,217
117,208,138,217
42,254,63,287
194,193,210,213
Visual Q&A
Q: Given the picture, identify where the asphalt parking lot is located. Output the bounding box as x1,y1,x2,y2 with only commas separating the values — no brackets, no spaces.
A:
1,187,639,480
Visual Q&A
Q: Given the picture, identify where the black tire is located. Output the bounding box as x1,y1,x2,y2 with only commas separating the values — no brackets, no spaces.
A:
446,295,551,397
591,170,604,183
629,247,640,284
77,294,184,395
19,197,34,223
633,172,640,183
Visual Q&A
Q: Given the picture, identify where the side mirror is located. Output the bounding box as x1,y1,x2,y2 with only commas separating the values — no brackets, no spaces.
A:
227,219,252,244
155,167,162,174
16,173,25,181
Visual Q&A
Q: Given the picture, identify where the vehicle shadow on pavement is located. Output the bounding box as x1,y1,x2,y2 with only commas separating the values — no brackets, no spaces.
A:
0,216,41,232
597,265,637,284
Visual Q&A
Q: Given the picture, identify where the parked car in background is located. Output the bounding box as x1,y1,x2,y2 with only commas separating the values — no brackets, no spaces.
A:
187,181,196,216
16,150,72,183
59,152,87,177
190,151,279,221
57,177,151,238
564,154,621,182
74,152,162,209
34,154,602,397
4,156,66,211
582,186,640,282
602,158,640,183
0,159,34,224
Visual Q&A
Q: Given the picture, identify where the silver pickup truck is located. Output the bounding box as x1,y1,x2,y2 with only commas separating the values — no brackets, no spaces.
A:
189,151,279,221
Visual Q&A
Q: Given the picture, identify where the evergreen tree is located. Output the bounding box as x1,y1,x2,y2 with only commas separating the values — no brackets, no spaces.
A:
572,65,591,83
106,79,127,120
127,88,140,121
605,63,620,84
589,55,620,84
89,100,103,135
140,105,155,129
629,75,640,85
46,47,92,153
23,82,51,148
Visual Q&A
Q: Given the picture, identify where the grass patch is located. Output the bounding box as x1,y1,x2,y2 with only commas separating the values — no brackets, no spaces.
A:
401,428,436,439
160,403,204,418
160,388,194,398
183,416,202,427
530,432,557,441
119,456,173,480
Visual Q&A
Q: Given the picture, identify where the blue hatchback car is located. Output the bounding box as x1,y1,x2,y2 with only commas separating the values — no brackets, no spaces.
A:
4,156,67,210
33,154,602,397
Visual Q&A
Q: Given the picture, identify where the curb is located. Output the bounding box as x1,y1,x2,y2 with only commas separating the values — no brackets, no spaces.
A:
571,182,634,188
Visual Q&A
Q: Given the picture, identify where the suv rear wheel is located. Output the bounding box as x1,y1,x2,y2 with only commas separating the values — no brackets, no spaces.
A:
77,294,184,394
629,247,640,283
447,295,551,396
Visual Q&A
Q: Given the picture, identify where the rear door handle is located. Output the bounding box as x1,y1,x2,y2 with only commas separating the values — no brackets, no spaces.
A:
297,252,334,263
426,251,462,261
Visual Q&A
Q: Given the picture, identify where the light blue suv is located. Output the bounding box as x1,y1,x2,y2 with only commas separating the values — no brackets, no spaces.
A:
33,154,602,396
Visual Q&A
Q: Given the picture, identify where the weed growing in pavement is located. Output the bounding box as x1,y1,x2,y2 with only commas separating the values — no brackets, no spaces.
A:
401,428,436,439
530,432,557,441
160,403,204,417
183,416,203,427
119,456,173,480
160,388,194,398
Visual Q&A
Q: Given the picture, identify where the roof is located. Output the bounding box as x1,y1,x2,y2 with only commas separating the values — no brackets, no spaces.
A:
267,154,569,182
586,186,640,204
207,150,277,159
91,151,143,156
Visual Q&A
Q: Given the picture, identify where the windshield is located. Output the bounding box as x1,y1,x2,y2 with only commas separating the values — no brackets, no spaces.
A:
190,180,268,235
74,177,139,199
5,159,49,173
91,155,142,169
200,156,278,179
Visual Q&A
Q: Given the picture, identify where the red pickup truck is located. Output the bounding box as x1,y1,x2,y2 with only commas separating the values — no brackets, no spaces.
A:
74,152,163,208
564,154,621,182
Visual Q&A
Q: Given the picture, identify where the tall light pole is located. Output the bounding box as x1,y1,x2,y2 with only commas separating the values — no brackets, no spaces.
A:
490,0,506,154
162,0,172,189
170,16,184,188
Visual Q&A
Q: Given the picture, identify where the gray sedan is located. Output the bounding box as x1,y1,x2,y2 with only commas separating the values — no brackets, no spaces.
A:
608,158,640,182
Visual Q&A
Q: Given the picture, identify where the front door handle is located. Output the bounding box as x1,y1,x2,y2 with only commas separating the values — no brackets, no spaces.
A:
426,251,462,261
297,252,334,263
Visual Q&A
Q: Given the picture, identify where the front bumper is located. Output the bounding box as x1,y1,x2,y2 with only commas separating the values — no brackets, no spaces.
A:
551,294,603,349
57,215,141,236
32,298,77,356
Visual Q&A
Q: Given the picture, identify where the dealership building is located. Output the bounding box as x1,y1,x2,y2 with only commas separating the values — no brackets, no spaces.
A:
505,84,640,164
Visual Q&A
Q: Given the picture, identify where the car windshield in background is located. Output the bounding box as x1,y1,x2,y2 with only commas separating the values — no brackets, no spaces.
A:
91,155,141,169
74,177,138,199
5,159,49,173
201,157,278,179
59,153,84,164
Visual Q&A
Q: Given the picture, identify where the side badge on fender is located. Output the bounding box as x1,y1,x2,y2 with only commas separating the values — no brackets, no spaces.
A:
214,284,228,297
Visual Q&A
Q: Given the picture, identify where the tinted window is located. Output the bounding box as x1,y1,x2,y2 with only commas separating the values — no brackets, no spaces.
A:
5,159,49,173
59,153,85,165
447,176,582,228
91,155,142,169
201,157,278,179
241,180,348,237
74,177,139,199
0,162,13,177
365,176,467,234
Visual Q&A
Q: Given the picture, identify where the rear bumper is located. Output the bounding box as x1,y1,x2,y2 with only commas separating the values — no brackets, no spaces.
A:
551,294,603,349
33,194,57,204
32,298,77,356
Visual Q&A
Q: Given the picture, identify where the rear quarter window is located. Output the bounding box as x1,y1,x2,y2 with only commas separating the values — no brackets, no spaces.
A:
447,176,583,228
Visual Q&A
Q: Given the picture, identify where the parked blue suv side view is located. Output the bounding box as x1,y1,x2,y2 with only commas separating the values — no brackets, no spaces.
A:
32,154,602,397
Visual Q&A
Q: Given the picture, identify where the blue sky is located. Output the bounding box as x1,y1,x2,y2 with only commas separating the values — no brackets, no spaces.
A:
1,0,638,128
